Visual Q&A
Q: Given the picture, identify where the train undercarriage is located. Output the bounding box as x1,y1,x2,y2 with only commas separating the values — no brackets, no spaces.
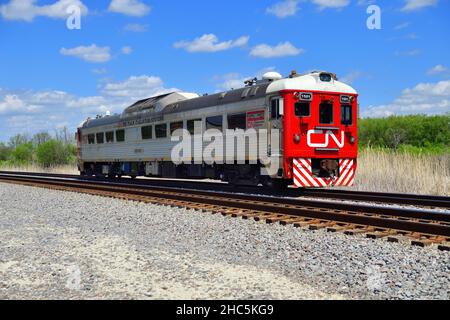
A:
79,161,290,188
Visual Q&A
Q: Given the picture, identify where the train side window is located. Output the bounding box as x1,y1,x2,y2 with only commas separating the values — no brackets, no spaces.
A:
206,115,223,131
294,102,310,117
116,129,125,142
187,119,202,135
341,105,353,125
170,121,183,135
87,134,95,144
106,131,114,143
270,98,283,119
96,132,104,144
155,123,167,138
319,102,333,124
227,113,246,130
141,125,152,140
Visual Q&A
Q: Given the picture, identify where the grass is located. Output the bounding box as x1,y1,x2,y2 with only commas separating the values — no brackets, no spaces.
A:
0,163,78,175
351,148,449,196
1,149,449,196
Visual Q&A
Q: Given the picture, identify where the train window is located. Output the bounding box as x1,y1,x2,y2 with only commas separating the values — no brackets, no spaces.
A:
116,129,125,142
270,98,283,119
155,123,167,138
87,134,95,144
206,115,223,131
106,131,114,143
341,105,353,125
187,119,202,135
141,126,152,140
96,132,104,144
271,99,278,119
319,102,333,124
227,113,246,130
294,102,310,117
170,121,183,135
319,73,332,82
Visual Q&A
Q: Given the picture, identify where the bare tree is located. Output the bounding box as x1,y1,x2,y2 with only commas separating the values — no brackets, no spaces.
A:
33,131,51,146
387,128,406,150
8,134,29,148
55,126,74,145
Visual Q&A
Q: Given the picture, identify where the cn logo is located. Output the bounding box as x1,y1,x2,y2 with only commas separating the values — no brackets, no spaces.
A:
307,130,345,148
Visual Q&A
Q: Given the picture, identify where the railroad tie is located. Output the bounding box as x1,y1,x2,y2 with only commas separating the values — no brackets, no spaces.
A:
366,229,398,239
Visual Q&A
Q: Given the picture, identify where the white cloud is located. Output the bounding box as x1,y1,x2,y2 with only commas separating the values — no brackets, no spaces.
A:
0,94,41,114
92,68,108,75
0,75,177,139
108,0,151,17
339,71,364,85
214,67,278,91
427,65,449,76
394,22,410,30
357,0,376,5
395,49,421,56
101,75,178,100
311,0,351,9
361,80,450,117
60,44,111,63
405,33,418,40
121,46,133,55
123,23,148,32
174,34,249,53
266,0,299,18
0,0,88,22
250,42,304,58
401,0,438,12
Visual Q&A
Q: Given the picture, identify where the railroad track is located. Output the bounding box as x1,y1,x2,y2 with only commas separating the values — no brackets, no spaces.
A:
1,171,449,209
301,189,450,209
0,172,449,250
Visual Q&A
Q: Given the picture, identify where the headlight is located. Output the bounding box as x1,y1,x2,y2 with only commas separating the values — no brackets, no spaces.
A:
319,73,332,82
294,134,301,143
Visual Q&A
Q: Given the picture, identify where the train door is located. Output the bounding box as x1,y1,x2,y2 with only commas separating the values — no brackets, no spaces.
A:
268,96,284,170
76,128,82,160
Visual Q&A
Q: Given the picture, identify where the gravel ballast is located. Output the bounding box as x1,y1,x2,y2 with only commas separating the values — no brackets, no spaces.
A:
0,182,448,300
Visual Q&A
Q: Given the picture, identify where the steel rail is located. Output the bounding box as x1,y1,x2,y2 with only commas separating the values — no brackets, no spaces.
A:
0,173,449,239
300,189,450,209
1,171,449,209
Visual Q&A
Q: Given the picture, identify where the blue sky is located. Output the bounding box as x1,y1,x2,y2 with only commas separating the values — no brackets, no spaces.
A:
0,0,449,141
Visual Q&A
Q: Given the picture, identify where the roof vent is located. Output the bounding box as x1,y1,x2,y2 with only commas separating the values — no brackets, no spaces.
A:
262,71,282,82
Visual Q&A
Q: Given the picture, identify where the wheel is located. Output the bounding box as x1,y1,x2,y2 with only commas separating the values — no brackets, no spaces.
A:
264,178,289,191
85,168,94,177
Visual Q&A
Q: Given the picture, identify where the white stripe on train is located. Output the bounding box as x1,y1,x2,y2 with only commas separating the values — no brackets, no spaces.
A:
293,158,355,188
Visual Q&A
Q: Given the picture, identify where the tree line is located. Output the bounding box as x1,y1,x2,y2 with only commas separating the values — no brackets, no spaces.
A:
0,127,77,167
358,114,449,154
0,115,448,168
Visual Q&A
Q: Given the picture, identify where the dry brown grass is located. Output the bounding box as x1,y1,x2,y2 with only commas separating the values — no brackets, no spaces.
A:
352,149,449,196
0,163,78,175
1,150,448,196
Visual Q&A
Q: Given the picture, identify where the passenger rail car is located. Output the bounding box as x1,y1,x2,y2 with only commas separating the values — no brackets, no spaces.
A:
77,70,358,188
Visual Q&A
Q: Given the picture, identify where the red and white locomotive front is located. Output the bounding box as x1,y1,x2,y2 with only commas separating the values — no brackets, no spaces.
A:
269,71,358,188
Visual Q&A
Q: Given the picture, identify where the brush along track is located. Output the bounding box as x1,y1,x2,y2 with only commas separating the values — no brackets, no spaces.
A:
1,170,449,209
0,173,449,250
